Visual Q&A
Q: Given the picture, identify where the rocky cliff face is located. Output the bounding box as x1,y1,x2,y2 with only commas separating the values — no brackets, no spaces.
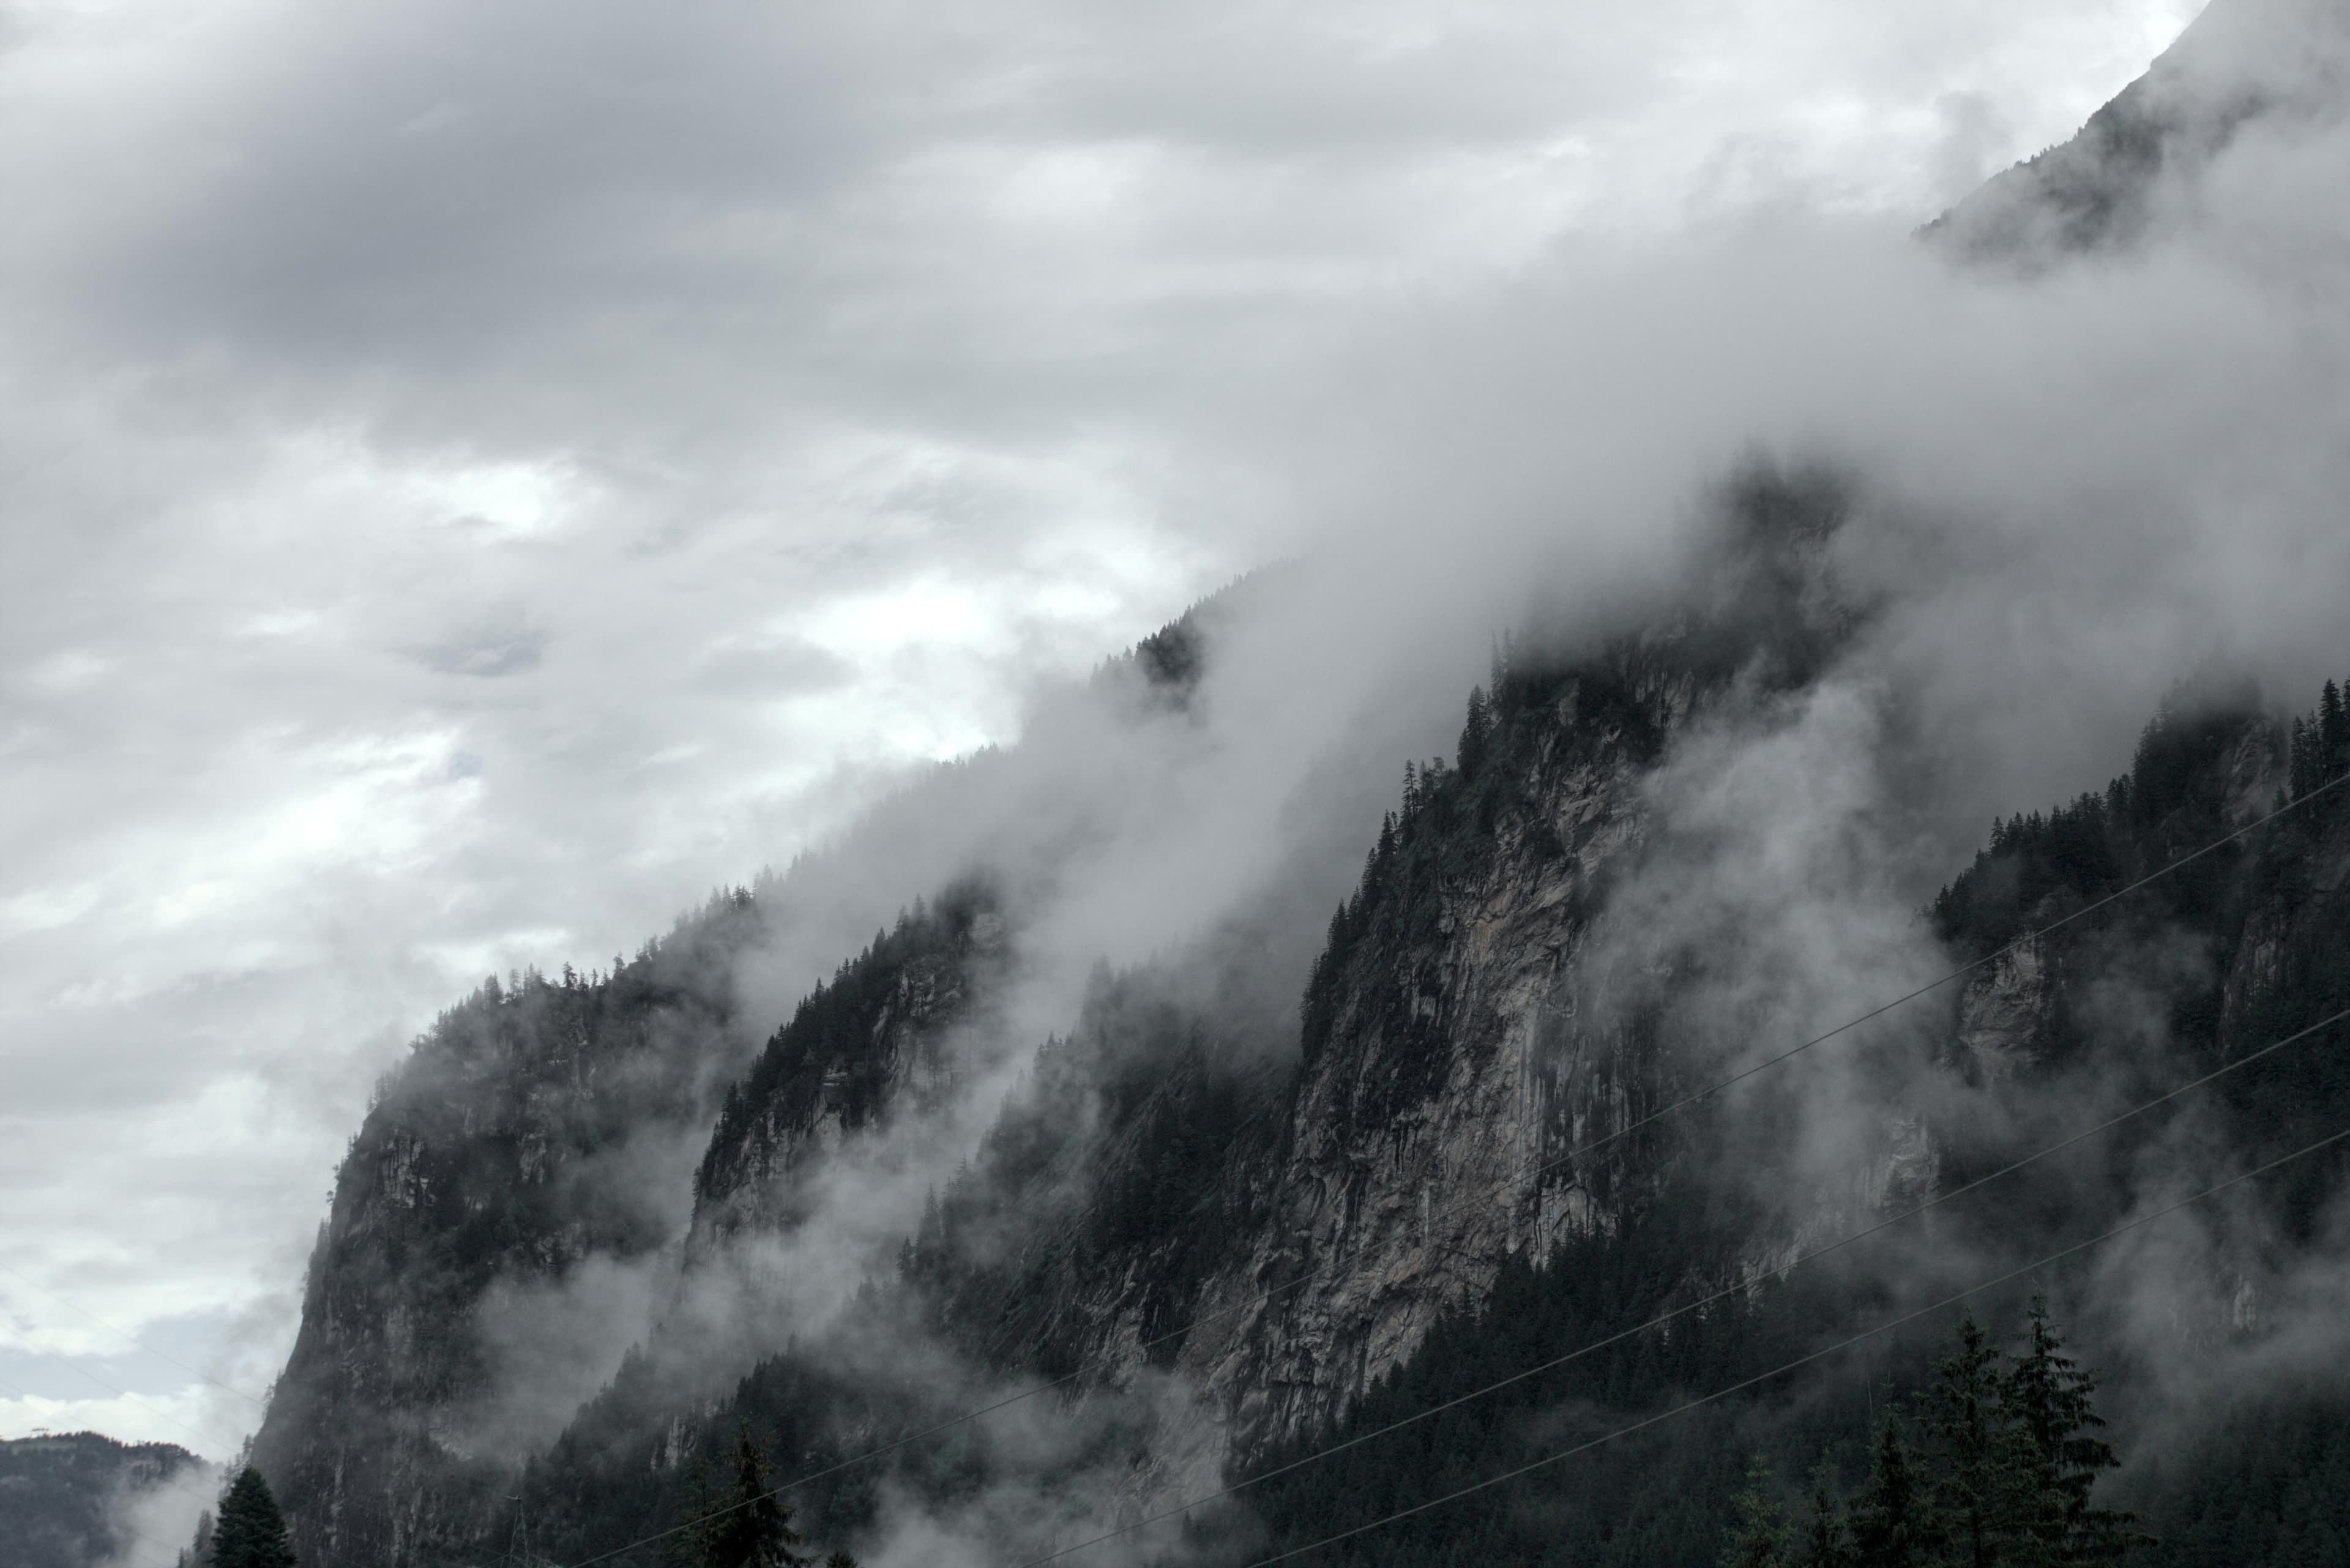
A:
834,470,1875,1507
1146,473,1866,1464
1223,673,2350,1568
247,892,769,1567
1174,649,1699,1458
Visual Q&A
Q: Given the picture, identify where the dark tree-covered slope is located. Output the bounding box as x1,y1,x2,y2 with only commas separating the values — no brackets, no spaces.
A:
1242,675,2350,1568
691,883,1003,1245
234,584,1264,1568
501,958,1292,1568
1930,0,2347,261
246,890,771,1567
0,1431,203,1568
900,965,1292,1378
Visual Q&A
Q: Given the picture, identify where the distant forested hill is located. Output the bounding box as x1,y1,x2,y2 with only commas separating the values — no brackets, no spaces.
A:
0,1431,204,1568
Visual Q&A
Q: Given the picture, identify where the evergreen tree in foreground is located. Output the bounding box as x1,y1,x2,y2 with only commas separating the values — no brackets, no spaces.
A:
1997,1297,2141,1566
211,1468,297,1568
1850,1411,1937,1568
691,1428,813,1568
173,1509,215,1568
1723,1454,1791,1568
1733,1301,2143,1567
1925,1314,2009,1568
1793,1462,1854,1568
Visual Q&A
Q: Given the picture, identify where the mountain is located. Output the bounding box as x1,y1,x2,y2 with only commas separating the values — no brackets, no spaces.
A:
1930,0,2350,258
237,468,2350,1567
244,892,774,1562
0,1431,205,1568
223,12,2350,1567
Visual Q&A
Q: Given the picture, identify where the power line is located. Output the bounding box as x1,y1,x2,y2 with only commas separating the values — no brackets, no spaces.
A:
1239,1119,2350,1568
1016,1003,2350,1565
552,771,2346,1568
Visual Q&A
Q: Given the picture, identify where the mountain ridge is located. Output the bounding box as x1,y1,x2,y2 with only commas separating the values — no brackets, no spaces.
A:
0,1430,205,1568
1931,0,2350,258
175,18,2350,1564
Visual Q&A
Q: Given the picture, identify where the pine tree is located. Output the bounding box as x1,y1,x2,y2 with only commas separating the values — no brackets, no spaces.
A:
1998,1296,2141,1566
1458,685,1493,777
1721,1454,1789,1568
1768,1307,2141,1568
175,1509,215,1568
211,1468,297,1568
1791,1463,1852,1568
1849,1411,1935,1568
1925,1312,2012,1568
690,1428,811,1568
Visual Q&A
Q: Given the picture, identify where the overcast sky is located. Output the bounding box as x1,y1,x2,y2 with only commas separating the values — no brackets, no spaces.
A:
0,0,2209,1462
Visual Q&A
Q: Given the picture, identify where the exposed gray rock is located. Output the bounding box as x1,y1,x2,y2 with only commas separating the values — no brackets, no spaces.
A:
1953,939,2054,1083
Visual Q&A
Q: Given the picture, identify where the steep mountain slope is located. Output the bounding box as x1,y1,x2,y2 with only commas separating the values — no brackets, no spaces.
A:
446,466,1867,1568
247,893,770,1566
236,444,2350,1568
1165,471,1860,1464
235,601,1248,1567
529,468,2350,1568
691,886,1005,1253
1247,679,2350,1568
1931,0,2350,258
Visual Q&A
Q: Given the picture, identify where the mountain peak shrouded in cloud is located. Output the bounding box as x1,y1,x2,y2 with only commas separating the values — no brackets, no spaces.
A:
1931,0,2350,256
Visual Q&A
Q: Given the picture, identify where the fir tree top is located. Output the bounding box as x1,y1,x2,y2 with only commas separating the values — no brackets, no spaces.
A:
211,1468,297,1568
691,1428,811,1568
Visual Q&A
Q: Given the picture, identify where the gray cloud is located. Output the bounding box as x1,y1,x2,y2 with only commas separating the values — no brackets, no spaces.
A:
0,0,2254,1459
